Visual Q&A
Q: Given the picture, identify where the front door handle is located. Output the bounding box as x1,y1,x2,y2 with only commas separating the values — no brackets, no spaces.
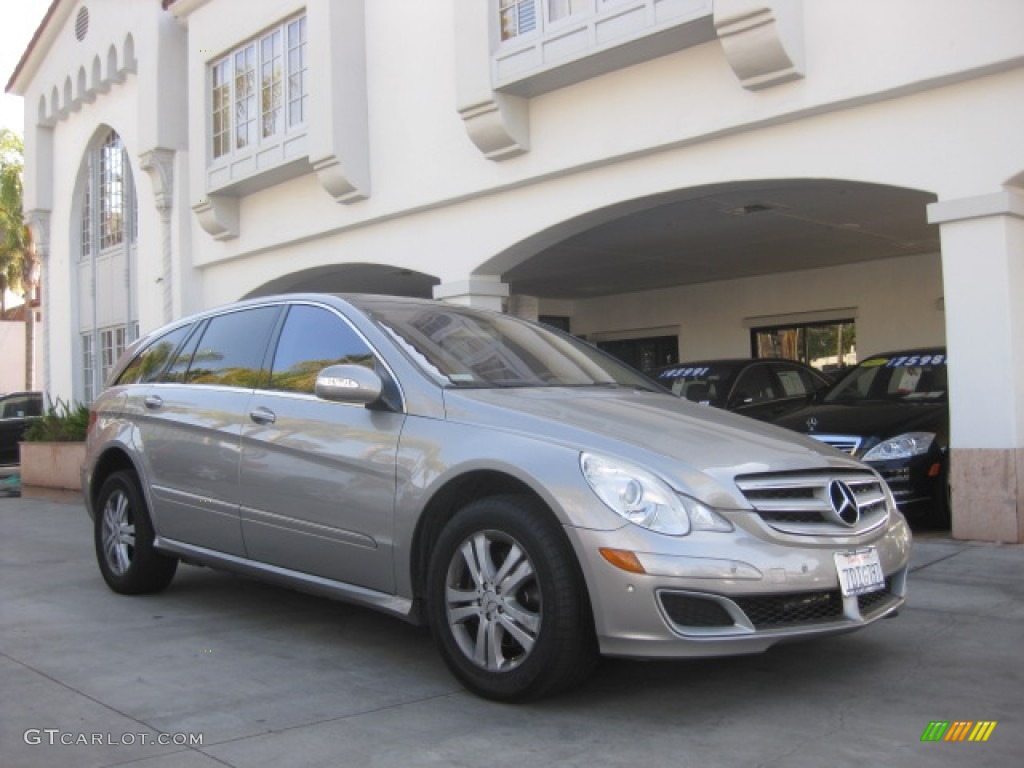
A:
249,406,277,425
144,395,164,410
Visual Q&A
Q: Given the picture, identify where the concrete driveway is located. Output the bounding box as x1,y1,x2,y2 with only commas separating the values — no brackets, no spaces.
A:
1,493,1021,768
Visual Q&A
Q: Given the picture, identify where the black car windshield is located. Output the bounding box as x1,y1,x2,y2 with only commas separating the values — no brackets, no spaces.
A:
650,362,743,403
824,352,947,403
358,300,658,390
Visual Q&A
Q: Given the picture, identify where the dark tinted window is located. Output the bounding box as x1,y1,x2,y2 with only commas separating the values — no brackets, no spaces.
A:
164,325,203,383
184,307,280,387
774,363,813,397
732,365,780,405
653,362,742,403
116,325,193,385
0,394,42,419
269,305,374,394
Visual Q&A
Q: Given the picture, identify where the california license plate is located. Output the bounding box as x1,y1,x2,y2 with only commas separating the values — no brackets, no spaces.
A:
834,548,885,597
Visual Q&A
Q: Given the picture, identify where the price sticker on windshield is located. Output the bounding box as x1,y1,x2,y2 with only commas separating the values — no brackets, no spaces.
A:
885,354,946,367
834,548,885,597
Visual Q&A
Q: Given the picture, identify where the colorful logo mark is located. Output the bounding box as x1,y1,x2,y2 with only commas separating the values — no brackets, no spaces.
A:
921,721,997,742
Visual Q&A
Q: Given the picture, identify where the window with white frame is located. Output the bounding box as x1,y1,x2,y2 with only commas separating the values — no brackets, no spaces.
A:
82,334,96,403
210,15,308,162
99,131,125,248
76,129,138,402
80,131,136,261
499,0,590,40
100,327,128,384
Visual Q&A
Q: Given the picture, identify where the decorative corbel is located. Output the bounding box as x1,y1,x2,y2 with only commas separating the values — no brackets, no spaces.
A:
458,94,530,161
139,148,175,210
140,149,176,322
715,0,805,90
192,196,238,241
24,209,51,261
453,0,530,161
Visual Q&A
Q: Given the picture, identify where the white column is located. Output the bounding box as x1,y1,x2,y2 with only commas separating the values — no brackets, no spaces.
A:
432,275,510,312
928,189,1024,543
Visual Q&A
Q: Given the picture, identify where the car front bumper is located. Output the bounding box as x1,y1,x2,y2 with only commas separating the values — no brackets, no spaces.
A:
566,509,911,659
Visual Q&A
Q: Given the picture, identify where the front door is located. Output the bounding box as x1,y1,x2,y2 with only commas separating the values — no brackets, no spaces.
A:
238,304,404,593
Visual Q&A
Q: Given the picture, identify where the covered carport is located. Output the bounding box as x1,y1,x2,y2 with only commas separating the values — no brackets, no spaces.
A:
498,179,943,366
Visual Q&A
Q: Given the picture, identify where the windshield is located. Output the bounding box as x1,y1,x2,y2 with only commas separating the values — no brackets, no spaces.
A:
824,352,947,403
357,300,659,390
650,362,742,403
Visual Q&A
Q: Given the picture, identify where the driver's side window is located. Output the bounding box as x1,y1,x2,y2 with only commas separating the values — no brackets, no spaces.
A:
268,305,375,394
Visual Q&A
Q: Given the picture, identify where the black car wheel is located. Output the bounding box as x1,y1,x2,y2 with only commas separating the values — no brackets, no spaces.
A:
427,495,597,702
95,471,178,594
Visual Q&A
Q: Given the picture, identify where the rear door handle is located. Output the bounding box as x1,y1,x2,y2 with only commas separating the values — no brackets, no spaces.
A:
144,395,163,410
249,407,277,425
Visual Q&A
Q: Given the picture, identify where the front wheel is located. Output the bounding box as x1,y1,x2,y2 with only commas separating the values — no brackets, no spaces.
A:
94,471,178,594
427,496,597,701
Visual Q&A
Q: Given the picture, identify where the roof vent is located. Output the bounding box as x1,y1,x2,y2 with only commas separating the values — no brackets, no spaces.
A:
75,7,89,41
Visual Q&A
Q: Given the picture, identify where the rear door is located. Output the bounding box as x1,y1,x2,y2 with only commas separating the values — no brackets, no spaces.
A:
238,303,405,592
137,305,282,555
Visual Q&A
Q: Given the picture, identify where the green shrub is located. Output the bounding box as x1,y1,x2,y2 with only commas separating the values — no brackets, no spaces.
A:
22,397,90,442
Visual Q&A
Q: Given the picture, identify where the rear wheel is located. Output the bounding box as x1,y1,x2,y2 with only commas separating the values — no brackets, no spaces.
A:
427,495,597,701
94,471,178,594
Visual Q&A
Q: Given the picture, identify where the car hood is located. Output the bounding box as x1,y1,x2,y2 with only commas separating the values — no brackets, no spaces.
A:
442,387,865,509
771,401,948,444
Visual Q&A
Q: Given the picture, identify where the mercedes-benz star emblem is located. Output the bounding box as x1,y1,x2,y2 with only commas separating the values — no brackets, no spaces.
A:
828,480,860,526
806,416,819,432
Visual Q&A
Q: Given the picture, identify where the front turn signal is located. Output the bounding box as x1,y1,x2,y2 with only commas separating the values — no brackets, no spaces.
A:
599,548,647,574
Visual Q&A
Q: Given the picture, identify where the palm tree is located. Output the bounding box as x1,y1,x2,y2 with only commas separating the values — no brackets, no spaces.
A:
0,128,38,390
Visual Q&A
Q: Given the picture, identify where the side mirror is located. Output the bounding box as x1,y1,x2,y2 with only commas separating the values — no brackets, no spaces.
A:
315,364,383,405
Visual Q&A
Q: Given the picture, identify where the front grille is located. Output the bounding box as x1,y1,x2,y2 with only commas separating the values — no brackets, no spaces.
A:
660,593,734,628
660,582,898,636
735,470,890,535
809,434,862,455
857,579,896,615
733,590,844,628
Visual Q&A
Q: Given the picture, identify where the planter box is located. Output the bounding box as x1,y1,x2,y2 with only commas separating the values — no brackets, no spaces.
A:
19,442,86,491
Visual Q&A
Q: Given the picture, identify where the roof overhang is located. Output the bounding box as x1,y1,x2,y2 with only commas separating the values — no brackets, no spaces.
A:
5,0,66,96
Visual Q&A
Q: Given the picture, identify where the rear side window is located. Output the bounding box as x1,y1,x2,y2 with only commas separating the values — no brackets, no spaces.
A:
269,305,374,393
116,325,194,385
184,307,280,387
0,394,42,418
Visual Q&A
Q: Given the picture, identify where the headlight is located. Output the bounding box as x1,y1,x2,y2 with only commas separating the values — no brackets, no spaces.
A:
862,432,935,461
580,453,732,535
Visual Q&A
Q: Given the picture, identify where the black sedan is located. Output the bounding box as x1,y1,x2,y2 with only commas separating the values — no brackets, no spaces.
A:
770,348,949,527
0,391,44,466
648,358,832,422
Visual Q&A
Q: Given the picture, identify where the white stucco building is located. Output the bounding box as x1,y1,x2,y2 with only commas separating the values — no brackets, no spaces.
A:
7,0,1024,542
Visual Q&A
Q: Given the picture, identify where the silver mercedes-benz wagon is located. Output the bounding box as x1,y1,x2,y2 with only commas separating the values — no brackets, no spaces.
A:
83,294,911,701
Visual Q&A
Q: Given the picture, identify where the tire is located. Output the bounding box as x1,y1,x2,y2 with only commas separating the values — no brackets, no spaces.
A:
427,495,598,701
94,470,178,594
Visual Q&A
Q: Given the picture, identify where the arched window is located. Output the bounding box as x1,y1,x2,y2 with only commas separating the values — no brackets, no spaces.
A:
77,129,138,401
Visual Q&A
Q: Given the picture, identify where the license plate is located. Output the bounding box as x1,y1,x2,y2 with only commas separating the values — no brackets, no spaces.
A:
834,548,885,597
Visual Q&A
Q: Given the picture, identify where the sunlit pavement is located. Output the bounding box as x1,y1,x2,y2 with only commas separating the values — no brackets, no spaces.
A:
2,493,1021,768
